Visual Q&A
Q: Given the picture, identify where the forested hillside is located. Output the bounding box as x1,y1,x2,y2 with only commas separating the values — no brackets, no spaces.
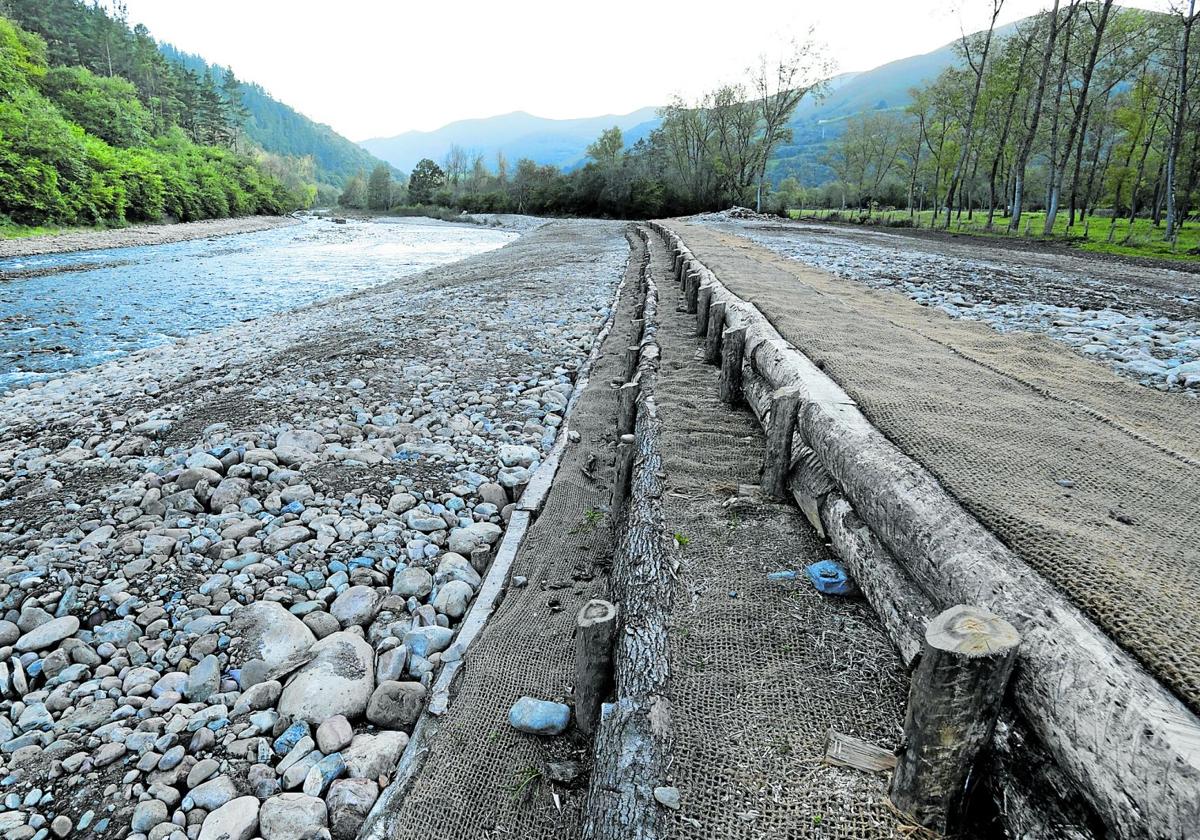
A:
161,44,389,191
0,0,306,229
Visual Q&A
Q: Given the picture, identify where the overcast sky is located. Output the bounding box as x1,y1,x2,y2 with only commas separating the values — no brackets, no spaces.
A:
119,0,1168,142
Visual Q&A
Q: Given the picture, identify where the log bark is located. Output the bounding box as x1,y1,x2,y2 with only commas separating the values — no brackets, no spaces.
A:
684,270,700,314
703,302,725,364
890,606,1021,834
575,599,618,737
718,326,746,404
611,434,635,517
617,381,639,437
760,386,802,499
695,284,712,336
817,496,932,667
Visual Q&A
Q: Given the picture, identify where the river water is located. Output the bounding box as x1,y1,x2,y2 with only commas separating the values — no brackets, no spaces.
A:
0,216,516,392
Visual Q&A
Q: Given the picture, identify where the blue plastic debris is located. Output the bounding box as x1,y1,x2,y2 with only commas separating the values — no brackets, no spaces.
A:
767,570,798,582
805,560,857,596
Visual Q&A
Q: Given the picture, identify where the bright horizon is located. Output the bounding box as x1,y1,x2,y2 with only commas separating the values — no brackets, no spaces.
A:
118,0,1169,142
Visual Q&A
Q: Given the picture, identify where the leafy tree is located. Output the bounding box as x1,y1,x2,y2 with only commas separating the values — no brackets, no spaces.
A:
408,158,445,205
40,65,152,146
338,172,366,208
366,163,392,210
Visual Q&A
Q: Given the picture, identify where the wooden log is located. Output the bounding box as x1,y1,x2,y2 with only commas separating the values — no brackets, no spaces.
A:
612,433,636,516
685,271,700,314
817,496,932,667
575,599,618,737
695,285,712,336
890,606,1021,834
703,301,725,364
623,344,640,383
760,386,802,499
787,446,836,537
617,381,639,437
718,326,746,403
801,395,1200,839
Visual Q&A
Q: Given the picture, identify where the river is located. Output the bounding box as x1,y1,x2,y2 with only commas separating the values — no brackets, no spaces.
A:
0,216,517,392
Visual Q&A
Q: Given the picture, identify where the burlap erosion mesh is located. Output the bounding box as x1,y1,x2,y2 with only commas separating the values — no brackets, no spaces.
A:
671,221,1200,715
645,232,908,839
372,224,639,840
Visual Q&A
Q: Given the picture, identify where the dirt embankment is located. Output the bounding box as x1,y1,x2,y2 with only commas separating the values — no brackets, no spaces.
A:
0,215,300,259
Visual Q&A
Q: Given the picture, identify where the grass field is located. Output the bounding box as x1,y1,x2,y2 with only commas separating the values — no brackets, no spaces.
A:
788,208,1200,262
0,223,90,240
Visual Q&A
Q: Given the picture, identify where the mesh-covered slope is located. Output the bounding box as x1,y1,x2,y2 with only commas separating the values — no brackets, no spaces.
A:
647,233,909,840
671,221,1200,715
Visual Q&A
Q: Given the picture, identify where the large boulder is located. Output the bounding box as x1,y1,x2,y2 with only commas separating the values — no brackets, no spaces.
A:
277,631,375,726
15,616,79,653
198,796,259,840
229,602,316,679
259,793,327,840
365,681,425,730
343,731,409,780
327,779,379,840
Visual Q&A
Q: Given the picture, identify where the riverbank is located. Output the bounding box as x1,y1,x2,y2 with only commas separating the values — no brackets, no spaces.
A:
0,220,627,840
0,215,301,259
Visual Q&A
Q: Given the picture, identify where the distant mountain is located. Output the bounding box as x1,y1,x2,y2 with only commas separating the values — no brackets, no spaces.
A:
360,108,661,174
160,44,390,188
360,23,1021,184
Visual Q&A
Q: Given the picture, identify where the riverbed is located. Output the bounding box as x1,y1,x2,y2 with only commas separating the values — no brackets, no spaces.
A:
0,216,517,391
699,215,1200,392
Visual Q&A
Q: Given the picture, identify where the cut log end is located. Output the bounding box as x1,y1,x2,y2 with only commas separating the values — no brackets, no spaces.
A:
926,605,1021,659
578,599,618,627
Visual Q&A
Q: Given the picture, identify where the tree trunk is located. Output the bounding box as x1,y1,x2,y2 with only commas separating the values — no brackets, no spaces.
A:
1011,0,1066,232
575,600,618,737
1166,0,1197,240
1046,0,1113,234
943,1,1003,229
890,606,1021,834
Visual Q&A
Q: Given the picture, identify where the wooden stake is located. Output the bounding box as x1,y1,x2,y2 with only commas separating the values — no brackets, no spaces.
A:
718,326,746,404
617,381,639,436
890,605,1021,834
760,386,802,499
685,271,700,314
696,285,713,336
574,599,618,737
623,345,640,383
612,434,636,515
703,302,726,364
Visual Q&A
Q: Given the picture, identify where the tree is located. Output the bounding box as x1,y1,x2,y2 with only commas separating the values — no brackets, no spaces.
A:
408,158,445,204
1165,0,1198,239
750,37,832,210
338,172,366,208
941,0,1004,228
366,163,392,210
587,127,624,167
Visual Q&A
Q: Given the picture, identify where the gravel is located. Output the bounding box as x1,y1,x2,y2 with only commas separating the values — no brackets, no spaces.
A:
0,219,626,837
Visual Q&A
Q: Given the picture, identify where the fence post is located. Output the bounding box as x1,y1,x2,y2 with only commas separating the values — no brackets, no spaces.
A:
574,599,618,736
719,327,747,404
890,605,1021,834
703,302,726,364
761,386,802,499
